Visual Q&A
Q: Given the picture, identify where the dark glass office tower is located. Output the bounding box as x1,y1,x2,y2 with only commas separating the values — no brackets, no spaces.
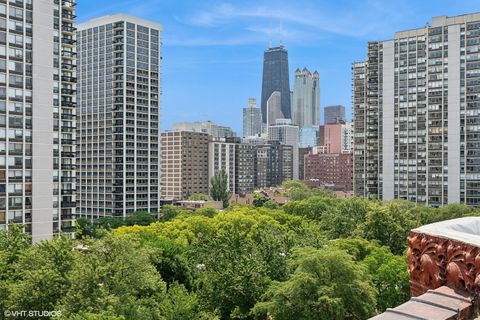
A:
261,46,291,123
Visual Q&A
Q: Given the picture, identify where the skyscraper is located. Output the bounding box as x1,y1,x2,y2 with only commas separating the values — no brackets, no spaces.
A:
268,119,299,180
292,68,320,128
354,13,480,207
266,91,283,125
261,46,291,123
77,15,162,218
242,98,262,138
324,105,346,124
0,0,77,241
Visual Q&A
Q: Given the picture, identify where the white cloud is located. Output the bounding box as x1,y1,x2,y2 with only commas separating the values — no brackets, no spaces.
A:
180,1,412,39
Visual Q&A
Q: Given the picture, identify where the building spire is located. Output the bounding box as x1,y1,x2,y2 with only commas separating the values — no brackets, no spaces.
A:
279,21,283,46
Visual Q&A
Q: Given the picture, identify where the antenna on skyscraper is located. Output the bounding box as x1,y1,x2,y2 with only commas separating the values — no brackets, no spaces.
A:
279,21,283,46
268,20,273,48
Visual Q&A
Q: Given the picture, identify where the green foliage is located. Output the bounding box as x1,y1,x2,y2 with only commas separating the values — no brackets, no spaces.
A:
160,205,179,222
363,246,410,311
8,236,77,312
262,199,278,209
125,211,156,226
210,170,231,208
282,180,312,201
333,238,410,311
59,234,167,319
97,216,125,230
76,218,97,239
188,194,211,201
195,206,217,217
253,247,377,320
252,192,269,208
4,192,478,319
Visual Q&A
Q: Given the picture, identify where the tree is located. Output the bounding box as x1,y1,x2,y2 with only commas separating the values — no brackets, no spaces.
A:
76,218,98,239
125,211,156,226
253,247,377,320
160,205,179,222
0,224,31,315
188,194,211,201
97,216,125,230
59,234,167,319
362,246,410,311
210,170,230,208
252,192,269,208
282,180,312,201
160,282,219,320
7,236,77,313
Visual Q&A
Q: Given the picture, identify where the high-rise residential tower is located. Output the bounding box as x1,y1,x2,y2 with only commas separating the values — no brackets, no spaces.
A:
160,131,209,201
268,119,299,180
324,105,346,124
77,15,162,218
208,137,240,194
292,68,320,128
256,141,293,188
235,143,256,193
354,13,480,207
243,98,262,138
0,0,77,241
261,45,290,123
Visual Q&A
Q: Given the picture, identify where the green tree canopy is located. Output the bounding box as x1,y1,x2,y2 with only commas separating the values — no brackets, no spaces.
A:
210,170,231,208
253,246,377,320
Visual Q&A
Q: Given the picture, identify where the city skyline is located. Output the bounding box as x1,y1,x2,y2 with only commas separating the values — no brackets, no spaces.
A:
77,0,480,134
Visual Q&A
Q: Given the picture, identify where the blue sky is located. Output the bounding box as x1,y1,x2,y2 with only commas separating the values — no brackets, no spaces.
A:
78,0,480,134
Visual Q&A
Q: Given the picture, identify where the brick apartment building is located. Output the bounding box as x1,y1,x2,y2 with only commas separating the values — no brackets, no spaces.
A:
304,152,353,191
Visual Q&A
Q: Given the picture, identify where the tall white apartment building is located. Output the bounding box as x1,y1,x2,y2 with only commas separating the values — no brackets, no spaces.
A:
354,13,480,207
77,15,162,218
208,137,240,194
268,118,299,180
341,121,354,152
0,0,77,241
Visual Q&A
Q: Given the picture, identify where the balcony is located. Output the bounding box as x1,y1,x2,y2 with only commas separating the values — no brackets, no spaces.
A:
61,189,76,195
61,50,76,59
61,126,75,132
61,100,77,108
61,37,76,46
62,24,77,33
61,12,76,21
61,113,76,120
61,88,76,95
61,151,75,158
61,163,76,170
61,62,76,71
61,0,76,9
62,76,77,84
61,138,76,145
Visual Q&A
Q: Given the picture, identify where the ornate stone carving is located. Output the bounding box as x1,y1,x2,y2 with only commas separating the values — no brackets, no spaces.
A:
408,230,480,297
